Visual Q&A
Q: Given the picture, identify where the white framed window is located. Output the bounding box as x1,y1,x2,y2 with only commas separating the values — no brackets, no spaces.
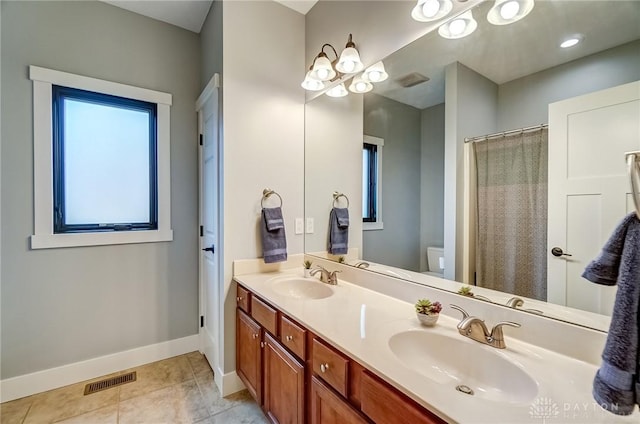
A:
30,66,173,249
363,135,383,231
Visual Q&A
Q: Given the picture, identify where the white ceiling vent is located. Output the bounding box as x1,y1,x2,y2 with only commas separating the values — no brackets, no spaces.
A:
396,73,430,88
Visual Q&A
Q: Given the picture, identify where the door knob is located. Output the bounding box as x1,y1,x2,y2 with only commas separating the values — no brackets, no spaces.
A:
202,245,215,253
551,247,572,257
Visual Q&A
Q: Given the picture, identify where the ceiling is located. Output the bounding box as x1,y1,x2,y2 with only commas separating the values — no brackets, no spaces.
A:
102,0,318,33
371,0,640,110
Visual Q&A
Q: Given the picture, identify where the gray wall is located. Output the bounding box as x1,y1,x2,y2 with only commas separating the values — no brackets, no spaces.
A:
1,1,200,379
200,0,223,90
444,62,498,281
363,93,421,271
497,40,640,130
420,103,445,272
214,1,305,384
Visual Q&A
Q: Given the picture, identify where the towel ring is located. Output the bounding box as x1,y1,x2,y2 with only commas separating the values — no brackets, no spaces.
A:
626,152,640,219
261,188,283,208
333,192,350,208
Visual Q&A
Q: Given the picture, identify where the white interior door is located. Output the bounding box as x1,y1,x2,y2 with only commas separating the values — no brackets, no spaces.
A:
197,75,221,369
548,80,640,314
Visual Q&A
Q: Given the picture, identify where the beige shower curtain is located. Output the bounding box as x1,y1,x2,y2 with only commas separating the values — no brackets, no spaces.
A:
474,129,548,301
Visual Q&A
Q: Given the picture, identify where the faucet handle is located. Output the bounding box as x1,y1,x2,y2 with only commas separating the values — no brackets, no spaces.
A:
449,304,470,319
490,321,521,337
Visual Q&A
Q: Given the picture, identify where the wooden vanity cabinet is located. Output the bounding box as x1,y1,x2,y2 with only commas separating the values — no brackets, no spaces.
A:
310,377,369,424
361,371,443,424
264,332,305,423
236,309,262,403
237,290,306,424
236,283,445,424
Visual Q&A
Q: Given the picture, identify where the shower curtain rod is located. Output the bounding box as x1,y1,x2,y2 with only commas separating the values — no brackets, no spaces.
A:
464,123,548,143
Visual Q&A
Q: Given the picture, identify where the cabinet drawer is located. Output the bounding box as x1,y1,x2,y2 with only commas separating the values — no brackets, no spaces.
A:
312,338,349,397
280,315,306,360
361,371,444,424
236,285,251,313
251,296,278,335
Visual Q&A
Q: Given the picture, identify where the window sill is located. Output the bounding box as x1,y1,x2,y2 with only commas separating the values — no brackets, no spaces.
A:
363,222,384,231
30,230,173,249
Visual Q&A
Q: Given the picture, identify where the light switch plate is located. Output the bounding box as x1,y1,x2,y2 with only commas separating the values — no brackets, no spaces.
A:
306,217,314,234
295,218,304,235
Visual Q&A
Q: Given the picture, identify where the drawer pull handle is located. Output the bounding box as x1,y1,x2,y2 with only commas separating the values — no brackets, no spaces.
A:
285,335,293,341
236,296,243,302
320,363,330,373
252,333,259,339
260,341,265,348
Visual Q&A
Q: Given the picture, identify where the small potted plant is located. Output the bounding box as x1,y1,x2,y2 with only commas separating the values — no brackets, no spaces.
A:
337,256,345,264
415,299,442,326
457,285,474,297
303,260,313,278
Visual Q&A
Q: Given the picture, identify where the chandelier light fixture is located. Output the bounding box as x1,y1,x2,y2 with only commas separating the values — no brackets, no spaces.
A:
487,0,535,25
348,75,373,94
362,61,389,83
411,0,453,22
302,34,363,89
438,10,478,39
302,34,389,98
326,83,349,98
413,0,535,41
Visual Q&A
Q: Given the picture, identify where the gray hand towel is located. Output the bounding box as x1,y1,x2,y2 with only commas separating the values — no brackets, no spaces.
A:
583,213,640,415
328,207,349,255
263,207,285,231
261,207,287,263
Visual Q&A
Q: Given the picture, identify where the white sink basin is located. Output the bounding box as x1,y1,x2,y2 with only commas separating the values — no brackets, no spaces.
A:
270,277,334,300
388,330,538,404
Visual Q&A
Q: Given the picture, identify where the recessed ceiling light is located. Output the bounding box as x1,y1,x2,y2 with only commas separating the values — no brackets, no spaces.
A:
560,35,583,48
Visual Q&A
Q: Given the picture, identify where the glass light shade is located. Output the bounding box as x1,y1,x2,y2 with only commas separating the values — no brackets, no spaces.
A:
349,75,373,93
335,47,364,74
310,55,336,81
363,61,389,83
438,10,478,39
326,83,349,98
301,71,325,91
411,0,453,22
487,0,535,25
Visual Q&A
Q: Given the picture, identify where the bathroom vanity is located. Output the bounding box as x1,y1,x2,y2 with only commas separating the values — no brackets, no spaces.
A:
233,257,638,423
235,281,442,424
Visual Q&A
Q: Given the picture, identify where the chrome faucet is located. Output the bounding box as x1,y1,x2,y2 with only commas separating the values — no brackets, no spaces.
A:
354,261,370,269
310,265,340,285
450,304,521,349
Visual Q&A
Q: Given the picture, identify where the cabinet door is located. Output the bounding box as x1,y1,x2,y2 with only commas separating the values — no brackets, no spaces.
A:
237,309,262,403
361,371,444,424
311,377,369,424
263,333,305,424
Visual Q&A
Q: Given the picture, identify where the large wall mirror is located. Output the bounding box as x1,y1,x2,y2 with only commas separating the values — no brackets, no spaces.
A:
304,0,640,332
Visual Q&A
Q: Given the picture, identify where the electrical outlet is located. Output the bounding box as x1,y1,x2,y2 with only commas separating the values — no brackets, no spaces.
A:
306,217,314,234
295,218,304,235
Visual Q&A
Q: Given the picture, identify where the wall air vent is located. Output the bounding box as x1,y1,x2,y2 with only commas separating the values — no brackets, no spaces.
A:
396,72,430,88
84,371,137,395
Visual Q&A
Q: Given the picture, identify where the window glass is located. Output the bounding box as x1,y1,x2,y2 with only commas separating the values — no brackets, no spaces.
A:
53,86,157,233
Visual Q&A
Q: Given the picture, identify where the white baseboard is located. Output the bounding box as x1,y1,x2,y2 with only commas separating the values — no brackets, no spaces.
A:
213,367,245,397
0,334,199,403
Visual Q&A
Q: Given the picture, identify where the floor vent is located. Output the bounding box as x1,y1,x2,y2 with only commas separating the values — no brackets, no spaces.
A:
84,371,136,395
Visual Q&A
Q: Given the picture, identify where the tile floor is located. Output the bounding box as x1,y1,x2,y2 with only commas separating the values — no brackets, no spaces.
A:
0,352,268,424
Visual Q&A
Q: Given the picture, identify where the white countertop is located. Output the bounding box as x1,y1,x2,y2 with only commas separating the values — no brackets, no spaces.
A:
234,268,638,423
